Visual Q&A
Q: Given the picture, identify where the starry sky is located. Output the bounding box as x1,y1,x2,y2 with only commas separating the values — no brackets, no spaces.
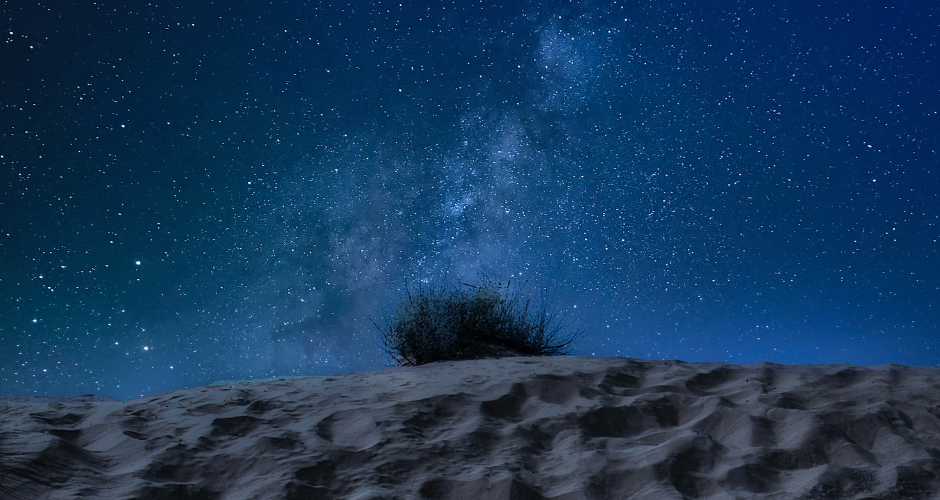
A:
2,1,938,400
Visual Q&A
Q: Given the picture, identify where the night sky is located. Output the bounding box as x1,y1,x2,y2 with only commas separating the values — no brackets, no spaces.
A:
2,1,938,400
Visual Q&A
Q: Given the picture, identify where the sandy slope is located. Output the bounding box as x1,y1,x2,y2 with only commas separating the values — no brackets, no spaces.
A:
2,356,940,499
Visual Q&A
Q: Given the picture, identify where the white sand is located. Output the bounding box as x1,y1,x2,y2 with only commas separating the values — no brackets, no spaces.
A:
2,356,940,499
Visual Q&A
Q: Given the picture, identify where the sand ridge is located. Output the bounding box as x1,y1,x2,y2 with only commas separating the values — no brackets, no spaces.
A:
1,356,940,499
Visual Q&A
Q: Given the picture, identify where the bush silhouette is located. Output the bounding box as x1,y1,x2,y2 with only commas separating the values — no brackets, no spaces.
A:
373,275,585,366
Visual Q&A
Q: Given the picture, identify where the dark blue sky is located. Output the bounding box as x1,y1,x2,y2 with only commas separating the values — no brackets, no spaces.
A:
2,1,938,399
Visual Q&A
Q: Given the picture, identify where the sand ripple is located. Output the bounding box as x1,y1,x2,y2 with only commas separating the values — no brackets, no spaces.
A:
2,357,940,499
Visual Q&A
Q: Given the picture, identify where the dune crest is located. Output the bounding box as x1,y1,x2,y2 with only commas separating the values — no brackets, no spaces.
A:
2,356,940,499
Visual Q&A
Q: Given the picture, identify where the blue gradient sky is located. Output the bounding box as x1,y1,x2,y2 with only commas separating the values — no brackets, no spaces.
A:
2,1,938,399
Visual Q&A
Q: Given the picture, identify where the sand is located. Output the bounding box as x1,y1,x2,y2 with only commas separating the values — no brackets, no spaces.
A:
2,356,940,499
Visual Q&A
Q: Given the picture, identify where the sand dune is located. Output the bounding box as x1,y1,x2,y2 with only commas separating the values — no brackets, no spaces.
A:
2,356,940,499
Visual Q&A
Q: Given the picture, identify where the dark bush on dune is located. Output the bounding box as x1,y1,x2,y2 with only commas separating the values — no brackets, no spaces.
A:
372,275,585,366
